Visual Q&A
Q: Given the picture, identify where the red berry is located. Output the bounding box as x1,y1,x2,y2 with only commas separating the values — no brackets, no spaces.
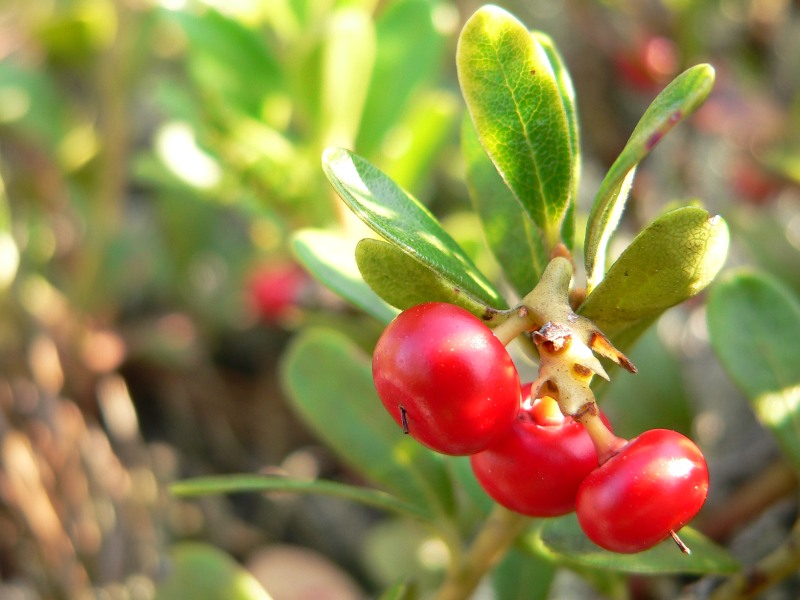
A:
470,386,604,517
248,261,308,323
372,302,520,455
576,429,709,553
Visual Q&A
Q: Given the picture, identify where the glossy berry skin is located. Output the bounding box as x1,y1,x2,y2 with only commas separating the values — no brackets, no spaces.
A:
372,302,520,455
576,429,709,553
470,387,604,517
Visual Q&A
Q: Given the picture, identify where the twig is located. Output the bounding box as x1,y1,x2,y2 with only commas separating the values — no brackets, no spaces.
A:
433,504,530,600
708,518,800,599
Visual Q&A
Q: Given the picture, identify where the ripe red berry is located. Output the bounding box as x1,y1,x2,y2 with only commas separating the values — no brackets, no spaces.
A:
372,302,520,455
576,429,709,553
248,261,308,323
470,386,604,517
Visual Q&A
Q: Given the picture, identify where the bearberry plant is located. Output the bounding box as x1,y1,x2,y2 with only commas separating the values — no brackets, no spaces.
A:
174,5,747,598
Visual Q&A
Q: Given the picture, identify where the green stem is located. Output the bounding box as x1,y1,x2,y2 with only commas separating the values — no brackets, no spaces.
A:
491,256,575,346
433,504,530,600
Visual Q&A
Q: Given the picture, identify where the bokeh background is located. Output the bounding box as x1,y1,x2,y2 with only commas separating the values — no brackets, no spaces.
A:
0,0,799,598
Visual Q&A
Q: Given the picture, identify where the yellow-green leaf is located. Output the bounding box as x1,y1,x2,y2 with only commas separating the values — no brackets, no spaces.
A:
584,64,715,291
355,238,506,323
580,206,729,347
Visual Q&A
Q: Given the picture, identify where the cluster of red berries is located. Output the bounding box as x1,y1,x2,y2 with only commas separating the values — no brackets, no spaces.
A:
372,301,709,554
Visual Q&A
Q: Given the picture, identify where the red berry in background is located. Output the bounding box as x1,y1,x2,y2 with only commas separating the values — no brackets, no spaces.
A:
248,261,309,324
576,429,709,554
470,387,605,517
372,302,520,456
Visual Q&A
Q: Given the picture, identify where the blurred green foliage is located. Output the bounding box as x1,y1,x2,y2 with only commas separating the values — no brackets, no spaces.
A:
1,0,799,599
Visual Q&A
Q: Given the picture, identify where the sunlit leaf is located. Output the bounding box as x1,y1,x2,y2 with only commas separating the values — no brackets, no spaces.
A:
321,7,375,147
292,229,398,324
527,514,739,575
280,328,455,519
580,206,729,349
322,147,505,308
457,6,574,249
584,64,715,291
707,271,800,470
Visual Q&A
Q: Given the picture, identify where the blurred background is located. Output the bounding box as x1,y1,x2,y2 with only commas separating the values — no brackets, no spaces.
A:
0,0,798,598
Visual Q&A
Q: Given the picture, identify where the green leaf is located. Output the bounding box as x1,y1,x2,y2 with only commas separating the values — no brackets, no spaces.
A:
528,514,740,575
280,328,455,519
457,6,574,248
171,474,429,520
292,229,399,324
461,117,548,298
355,238,505,323
0,62,67,150
169,9,285,121
154,543,271,600
707,271,800,470
322,147,505,308
579,206,729,348
356,0,448,156
598,326,693,438
492,547,554,600
379,90,459,194
584,64,715,291
533,30,580,239
321,8,375,147
378,581,419,600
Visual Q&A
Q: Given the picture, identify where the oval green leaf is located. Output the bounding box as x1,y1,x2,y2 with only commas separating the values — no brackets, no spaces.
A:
533,30,580,247
457,6,574,249
579,206,729,347
528,514,739,575
280,328,455,519
707,271,800,470
355,238,506,323
322,147,505,308
584,64,715,291
171,474,429,521
154,543,271,600
461,117,548,298
292,229,399,324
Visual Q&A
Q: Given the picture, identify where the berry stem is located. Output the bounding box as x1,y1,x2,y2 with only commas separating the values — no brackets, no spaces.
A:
575,406,627,465
433,504,530,600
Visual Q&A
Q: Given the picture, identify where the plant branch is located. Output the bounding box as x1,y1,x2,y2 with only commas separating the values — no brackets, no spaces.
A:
433,504,530,600
708,517,800,599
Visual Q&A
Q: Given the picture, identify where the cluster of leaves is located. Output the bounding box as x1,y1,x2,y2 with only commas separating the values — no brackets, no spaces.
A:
0,0,457,325
175,6,749,597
